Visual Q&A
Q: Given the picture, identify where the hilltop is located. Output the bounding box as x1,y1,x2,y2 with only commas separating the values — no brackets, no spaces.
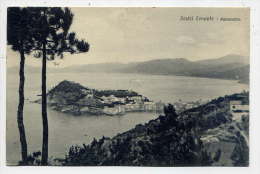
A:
35,80,164,115
8,54,249,83
119,55,249,82
56,54,250,83
62,92,249,166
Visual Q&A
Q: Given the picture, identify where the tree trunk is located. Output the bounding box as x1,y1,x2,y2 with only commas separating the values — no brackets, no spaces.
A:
17,45,28,165
41,41,48,165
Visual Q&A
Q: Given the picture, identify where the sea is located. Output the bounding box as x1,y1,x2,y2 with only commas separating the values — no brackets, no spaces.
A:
6,71,249,165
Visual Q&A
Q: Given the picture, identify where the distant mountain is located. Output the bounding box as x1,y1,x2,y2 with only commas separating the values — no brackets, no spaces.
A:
217,65,249,83
118,55,249,83
196,54,248,66
8,54,249,83
121,58,195,75
7,65,41,74
49,63,133,73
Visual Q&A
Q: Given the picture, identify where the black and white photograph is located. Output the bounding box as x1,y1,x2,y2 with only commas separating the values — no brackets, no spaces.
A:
4,7,250,167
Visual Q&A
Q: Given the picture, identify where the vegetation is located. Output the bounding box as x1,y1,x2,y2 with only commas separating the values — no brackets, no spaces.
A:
94,89,139,98
48,80,89,104
7,7,249,167
181,91,249,132
39,80,150,115
7,7,37,165
62,92,249,166
25,7,89,165
19,151,42,166
8,7,89,165
47,80,143,101
63,104,217,166
47,80,141,103
49,81,89,96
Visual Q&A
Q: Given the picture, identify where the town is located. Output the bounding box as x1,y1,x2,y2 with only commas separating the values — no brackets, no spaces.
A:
173,99,209,113
38,80,165,116
99,94,165,115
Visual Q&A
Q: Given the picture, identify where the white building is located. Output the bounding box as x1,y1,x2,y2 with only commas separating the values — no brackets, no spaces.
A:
144,102,156,111
129,96,143,104
101,95,121,104
230,100,249,121
103,105,125,115
124,103,143,111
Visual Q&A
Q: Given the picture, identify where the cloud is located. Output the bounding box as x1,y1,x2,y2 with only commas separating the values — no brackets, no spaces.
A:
176,36,196,45
203,32,225,44
7,8,249,67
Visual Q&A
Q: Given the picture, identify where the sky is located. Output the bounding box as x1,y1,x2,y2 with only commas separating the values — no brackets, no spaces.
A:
7,7,250,67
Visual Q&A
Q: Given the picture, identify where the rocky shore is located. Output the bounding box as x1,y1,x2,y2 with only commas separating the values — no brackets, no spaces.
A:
34,80,164,116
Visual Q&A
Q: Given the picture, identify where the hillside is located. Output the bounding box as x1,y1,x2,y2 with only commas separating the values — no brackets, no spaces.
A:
8,54,249,83
57,54,249,83
49,63,134,73
119,55,249,82
34,80,163,116
196,54,248,66
63,92,249,166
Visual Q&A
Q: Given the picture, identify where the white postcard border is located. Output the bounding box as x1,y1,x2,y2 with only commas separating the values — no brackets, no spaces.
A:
0,1,259,174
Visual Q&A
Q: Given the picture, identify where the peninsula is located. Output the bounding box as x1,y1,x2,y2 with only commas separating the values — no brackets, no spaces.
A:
34,80,164,116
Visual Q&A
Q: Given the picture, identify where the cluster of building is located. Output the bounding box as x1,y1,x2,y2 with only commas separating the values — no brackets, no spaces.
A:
173,99,208,113
99,95,213,116
98,94,165,115
171,96,249,122
229,100,249,121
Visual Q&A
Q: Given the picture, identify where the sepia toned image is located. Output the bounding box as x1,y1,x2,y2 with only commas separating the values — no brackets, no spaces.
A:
6,7,249,166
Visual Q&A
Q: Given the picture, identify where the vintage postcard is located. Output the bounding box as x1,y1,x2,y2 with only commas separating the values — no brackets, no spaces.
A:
5,7,250,167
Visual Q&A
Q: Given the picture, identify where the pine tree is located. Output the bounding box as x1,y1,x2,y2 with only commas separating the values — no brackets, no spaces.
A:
7,7,35,165
28,7,89,165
